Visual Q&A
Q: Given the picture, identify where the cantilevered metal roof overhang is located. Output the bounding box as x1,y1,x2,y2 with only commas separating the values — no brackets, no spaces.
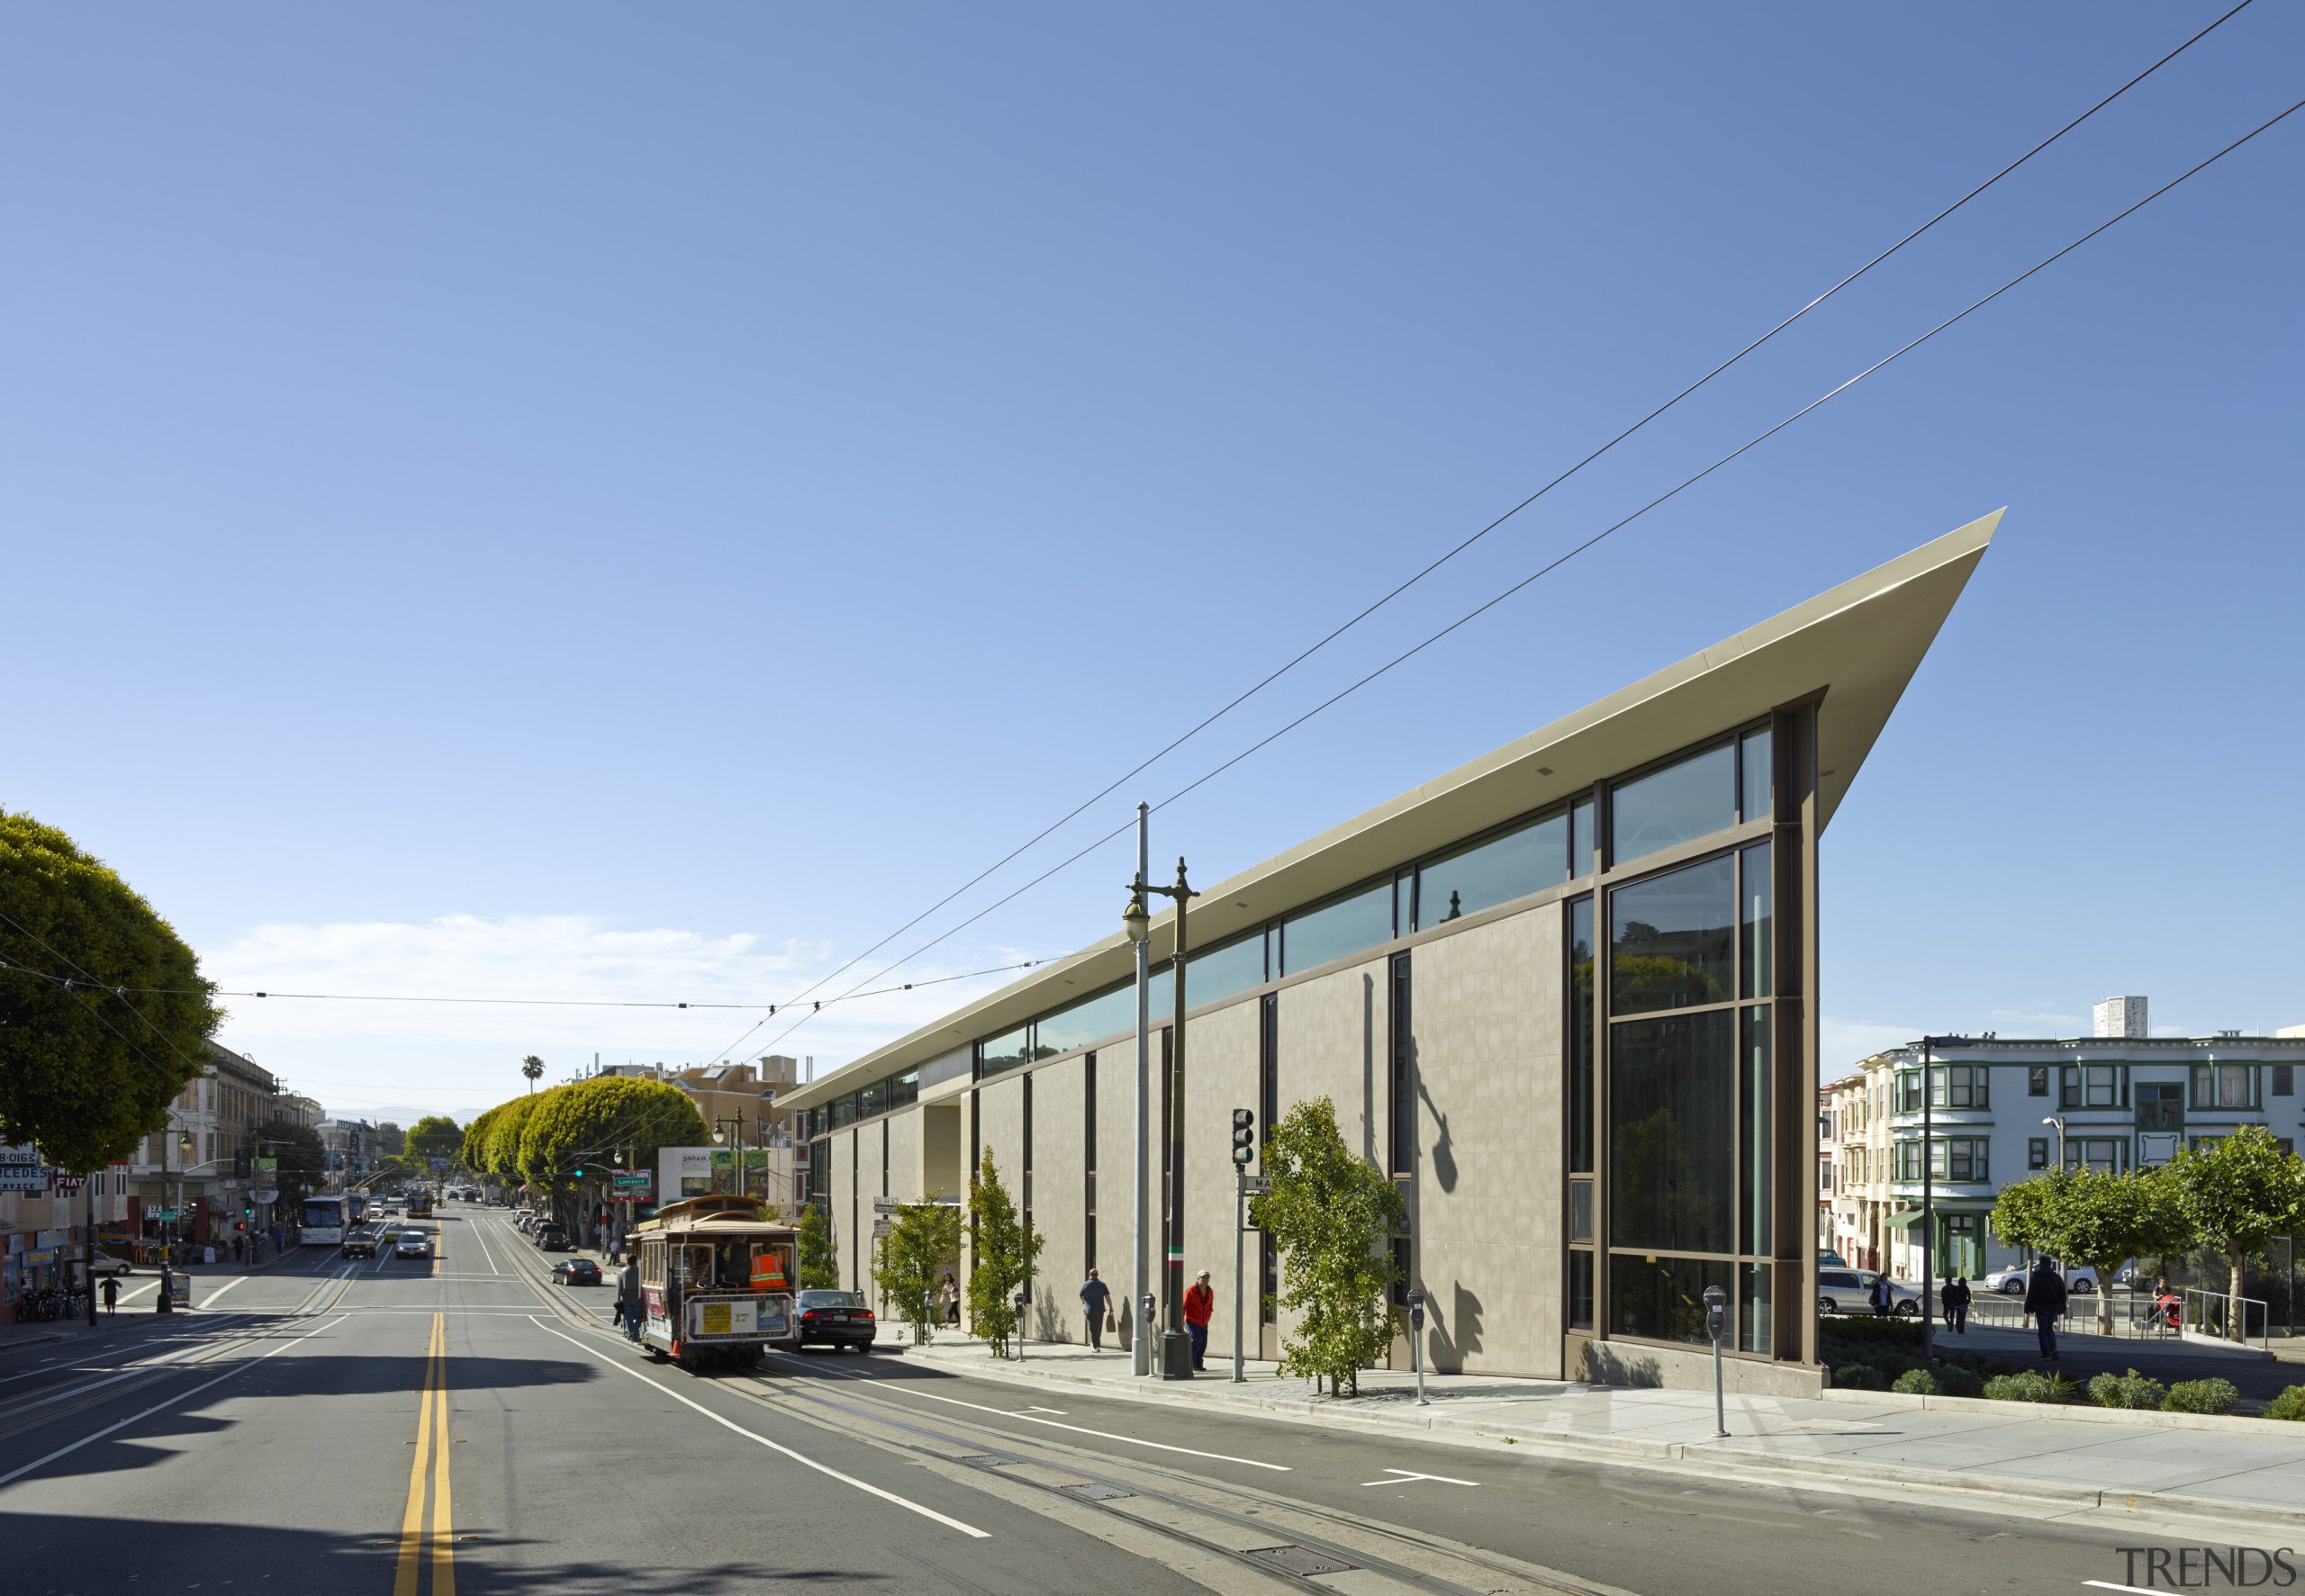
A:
786,509,2000,1110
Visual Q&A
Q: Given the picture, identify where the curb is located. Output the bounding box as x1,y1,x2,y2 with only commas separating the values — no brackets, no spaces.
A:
0,1331,66,1357
899,1346,2305,1531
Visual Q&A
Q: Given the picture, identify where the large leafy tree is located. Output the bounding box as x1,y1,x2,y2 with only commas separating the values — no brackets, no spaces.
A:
966,1150,1043,1356
480,1094,544,1184
2163,1126,2305,1337
461,1105,502,1177
872,1196,963,1344
1989,1168,2191,1332
0,811,223,1170
1259,1096,1403,1396
405,1114,464,1170
517,1078,704,1190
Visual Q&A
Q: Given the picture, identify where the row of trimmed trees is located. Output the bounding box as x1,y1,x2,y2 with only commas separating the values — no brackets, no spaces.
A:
463,1075,708,1231
866,1096,1401,1393
1990,1123,2305,1337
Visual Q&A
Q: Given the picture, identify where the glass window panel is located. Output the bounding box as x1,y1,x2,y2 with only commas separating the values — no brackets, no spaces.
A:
1396,873,1414,937
1608,1253,1731,1346
2219,1065,2250,1107
1146,962,1172,1020
2085,1066,2119,1108
858,1079,886,1118
1037,983,1138,1055
830,1094,855,1130
1610,743,1735,867
1281,882,1393,975
1740,842,1772,998
1568,897,1595,1173
1186,933,1266,1008
1610,854,1735,1014
1740,1261,1772,1354
1570,798,1595,879
1568,1249,1595,1330
1741,1006,1772,1257
891,1070,919,1108
1740,727,1773,824
1608,1009,1735,1254
1568,1181,1594,1243
978,1025,1031,1078
1419,811,1567,930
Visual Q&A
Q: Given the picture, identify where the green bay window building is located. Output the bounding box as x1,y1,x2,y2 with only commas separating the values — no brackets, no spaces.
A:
786,513,1997,1396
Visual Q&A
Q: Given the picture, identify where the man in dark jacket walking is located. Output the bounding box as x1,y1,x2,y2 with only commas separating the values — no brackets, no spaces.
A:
2023,1258,2066,1359
1867,1272,1896,1317
1079,1268,1112,1352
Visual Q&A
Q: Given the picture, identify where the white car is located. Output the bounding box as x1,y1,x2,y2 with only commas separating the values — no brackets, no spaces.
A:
1817,1267,1921,1316
1984,1264,2103,1296
393,1231,431,1259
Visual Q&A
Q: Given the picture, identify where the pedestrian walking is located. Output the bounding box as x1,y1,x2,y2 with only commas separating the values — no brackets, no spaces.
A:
231,1234,244,1265
1867,1271,1896,1318
1079,1267,1112,1351
1942,1276,1971,1335
1184,1269,1215,1370
939,1272,960,1327
615,1258,643,1341
102,1276,119,1318
2023,1257,2066,1359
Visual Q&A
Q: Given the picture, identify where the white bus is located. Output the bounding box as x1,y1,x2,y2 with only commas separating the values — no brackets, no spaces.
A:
299,1194,351,1246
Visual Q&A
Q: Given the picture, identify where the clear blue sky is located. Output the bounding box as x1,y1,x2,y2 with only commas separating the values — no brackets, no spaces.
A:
5,6,2298,1124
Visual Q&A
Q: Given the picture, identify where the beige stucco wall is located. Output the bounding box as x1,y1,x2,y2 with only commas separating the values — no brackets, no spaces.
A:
976,1075,1024,1186
886,1107,924,1207
1028,1056,1086,1341
1093,1044,1147,1349
1179,997,1261,1362
827,1130,854,1290
1409,902,1564,1377
1271,956,1393,1357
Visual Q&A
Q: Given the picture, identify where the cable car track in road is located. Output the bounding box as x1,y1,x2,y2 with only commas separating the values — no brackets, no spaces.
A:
736,1356,1623,1596
467,1206,1623,1595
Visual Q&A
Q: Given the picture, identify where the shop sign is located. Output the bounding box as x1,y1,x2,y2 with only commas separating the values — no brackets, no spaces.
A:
150,1209,179,1222
253,1187,278,1205
0,1165,47,1193
35,1231,66,1249
0,1144,40,1165
612,1172,651,1190
253,1158,277,1173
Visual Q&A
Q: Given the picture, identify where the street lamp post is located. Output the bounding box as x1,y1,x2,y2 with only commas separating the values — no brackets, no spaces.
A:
1123,807,1152,1376
2041,1114,2066,1171
1124,851,1198,1381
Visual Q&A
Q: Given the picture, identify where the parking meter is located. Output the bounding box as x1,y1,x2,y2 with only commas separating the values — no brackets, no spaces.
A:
1014,1290,1030,1359
1405,1286,1428,1405
1702,1285,1728,1437
1406,1285,1425,1331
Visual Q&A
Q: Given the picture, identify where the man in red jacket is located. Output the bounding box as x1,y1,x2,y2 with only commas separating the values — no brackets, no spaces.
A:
1183,1269,1215,1370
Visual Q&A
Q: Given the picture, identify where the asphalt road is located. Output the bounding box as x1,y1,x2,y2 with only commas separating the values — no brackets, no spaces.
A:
0,1206,2267,1596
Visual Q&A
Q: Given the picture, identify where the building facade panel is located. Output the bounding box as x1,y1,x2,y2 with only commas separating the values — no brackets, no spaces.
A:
1177,997,1261,1364
1026,1056,1086,1342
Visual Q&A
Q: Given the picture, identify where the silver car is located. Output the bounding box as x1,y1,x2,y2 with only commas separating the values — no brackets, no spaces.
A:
1818,1267,1921,1317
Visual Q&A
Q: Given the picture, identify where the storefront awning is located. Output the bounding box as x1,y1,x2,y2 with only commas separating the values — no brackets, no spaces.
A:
1885,1205,1993,1228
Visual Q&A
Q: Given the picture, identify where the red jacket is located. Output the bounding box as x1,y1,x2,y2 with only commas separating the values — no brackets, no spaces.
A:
1183,1282,1215,1325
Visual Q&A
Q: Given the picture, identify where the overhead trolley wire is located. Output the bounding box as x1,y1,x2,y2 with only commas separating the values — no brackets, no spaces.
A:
743,92,2305,1069
719,3,2262,1058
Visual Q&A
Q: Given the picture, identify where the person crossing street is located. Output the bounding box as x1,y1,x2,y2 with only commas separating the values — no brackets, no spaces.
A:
1183,1269,1215,1371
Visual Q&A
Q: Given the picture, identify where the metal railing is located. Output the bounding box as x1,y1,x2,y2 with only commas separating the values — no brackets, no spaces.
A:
2183,1287,2271,1349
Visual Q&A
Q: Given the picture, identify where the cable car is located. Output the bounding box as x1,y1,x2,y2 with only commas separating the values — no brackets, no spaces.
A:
629,1195,798,1370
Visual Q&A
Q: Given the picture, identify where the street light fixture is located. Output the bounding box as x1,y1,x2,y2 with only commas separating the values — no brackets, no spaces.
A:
2041,1115,2067,1168
1126,854,1198,1381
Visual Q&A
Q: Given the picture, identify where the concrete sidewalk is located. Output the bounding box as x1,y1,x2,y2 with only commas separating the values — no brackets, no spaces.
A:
890,1333,2305,1530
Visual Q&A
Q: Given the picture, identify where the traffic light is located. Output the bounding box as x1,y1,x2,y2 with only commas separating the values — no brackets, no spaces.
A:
1231,1108,1255,1166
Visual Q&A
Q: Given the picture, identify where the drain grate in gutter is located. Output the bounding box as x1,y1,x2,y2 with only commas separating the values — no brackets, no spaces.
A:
1243,1545,1355,1577
1058,1482,1134,1501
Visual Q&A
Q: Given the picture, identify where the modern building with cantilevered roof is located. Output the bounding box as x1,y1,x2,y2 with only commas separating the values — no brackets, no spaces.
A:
785,511,2000,1396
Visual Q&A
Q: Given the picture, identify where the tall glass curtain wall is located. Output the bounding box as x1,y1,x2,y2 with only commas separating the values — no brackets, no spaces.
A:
1588,730,1776,1356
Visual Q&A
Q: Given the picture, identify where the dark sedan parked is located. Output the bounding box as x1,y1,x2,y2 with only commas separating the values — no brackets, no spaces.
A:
535,1223,569,1251
551,1258,601,1285
796,1290,877,1352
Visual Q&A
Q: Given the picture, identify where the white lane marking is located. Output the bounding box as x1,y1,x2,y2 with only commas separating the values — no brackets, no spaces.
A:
776,1357,1288,1471
197,1276,253,1307
1360,1468,1477,1487
0,1315,349,1492
2,1321,262,1416
466,1220,503,1276
2087,1584,2165,1595
525,1318,990,1537
1024,1406,1067,1415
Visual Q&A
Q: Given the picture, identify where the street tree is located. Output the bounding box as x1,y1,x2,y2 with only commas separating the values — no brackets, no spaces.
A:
2163,1125,2305,1338
0,810,223,1171
1989,1168,2191,1333
511,1077,705,1232
520,1055,546,1093
966,1150,1043,1356
406,1115,463,1172
872,1196,963,1344
1258,1096,1403,1396
795,1204,839,1289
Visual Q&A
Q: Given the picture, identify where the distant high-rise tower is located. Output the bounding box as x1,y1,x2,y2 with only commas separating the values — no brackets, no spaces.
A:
2093,996,2148,1038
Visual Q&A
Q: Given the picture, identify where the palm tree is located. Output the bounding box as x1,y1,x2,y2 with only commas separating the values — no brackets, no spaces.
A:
520,1055,545,1093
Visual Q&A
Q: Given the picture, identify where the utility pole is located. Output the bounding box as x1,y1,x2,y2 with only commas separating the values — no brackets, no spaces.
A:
1128,805,1152,1378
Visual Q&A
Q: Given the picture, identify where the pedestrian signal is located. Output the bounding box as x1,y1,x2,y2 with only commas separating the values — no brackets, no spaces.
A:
1231,1108,1255,1166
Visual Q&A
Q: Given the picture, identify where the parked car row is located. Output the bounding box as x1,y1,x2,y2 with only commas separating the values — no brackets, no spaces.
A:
513,1210,569,1251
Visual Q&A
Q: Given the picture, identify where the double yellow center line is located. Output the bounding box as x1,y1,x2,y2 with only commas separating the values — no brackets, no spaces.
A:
394,1312,455,1596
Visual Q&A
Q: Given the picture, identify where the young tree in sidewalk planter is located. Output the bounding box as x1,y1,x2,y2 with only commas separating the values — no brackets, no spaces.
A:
1259,1096,1404,1397
795,1204,839,1289
872,1197,963,1345
2164,1125,2305,1339
966,1150,1043,1357
1988,1167,2192,1334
